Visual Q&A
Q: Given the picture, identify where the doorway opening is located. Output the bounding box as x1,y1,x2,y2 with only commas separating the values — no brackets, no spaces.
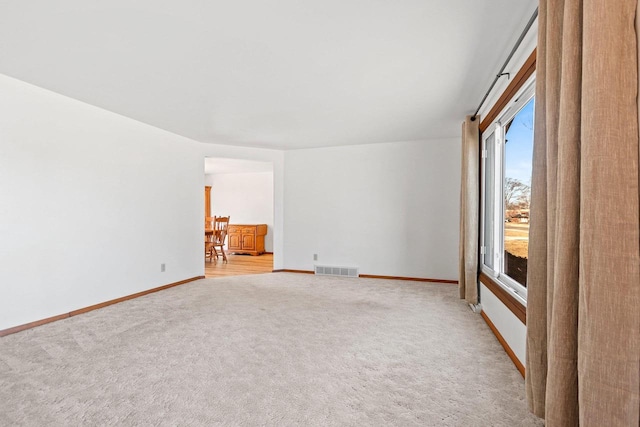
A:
203,157,274,277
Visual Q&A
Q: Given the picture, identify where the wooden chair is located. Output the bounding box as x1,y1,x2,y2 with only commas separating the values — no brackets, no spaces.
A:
205,216,215,232
205,216,230,263
204,216,215,260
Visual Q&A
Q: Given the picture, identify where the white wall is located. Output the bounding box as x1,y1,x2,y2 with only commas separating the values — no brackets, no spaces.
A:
0,74,203,330
208,172,275,251
480,284,527,365
283,139,460,280
0,74,285,331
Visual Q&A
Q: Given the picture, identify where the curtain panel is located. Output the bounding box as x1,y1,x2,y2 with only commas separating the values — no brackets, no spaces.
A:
459,116,479,305
526,0,640,424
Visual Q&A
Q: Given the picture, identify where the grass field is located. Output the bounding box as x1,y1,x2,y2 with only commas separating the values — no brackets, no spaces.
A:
504,223,529,258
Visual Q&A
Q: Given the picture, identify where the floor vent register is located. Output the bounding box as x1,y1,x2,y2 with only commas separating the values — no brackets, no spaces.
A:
314,265,359,278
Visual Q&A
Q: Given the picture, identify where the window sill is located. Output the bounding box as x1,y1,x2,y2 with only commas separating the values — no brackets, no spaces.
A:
479,272,527,324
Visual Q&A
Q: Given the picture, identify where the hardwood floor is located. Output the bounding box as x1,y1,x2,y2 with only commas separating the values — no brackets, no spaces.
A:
204,253,273,278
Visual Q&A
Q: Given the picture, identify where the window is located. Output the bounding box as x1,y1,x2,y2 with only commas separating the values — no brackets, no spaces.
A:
481,79,535,302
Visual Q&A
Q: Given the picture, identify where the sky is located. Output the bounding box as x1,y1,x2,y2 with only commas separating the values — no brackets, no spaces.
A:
504,97,534,186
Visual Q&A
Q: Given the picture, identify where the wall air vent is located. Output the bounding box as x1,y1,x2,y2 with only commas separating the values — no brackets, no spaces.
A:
314,265,359,278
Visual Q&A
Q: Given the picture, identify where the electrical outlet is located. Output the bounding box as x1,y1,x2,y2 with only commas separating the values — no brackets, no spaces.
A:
160,263,166,272
313,254,318,261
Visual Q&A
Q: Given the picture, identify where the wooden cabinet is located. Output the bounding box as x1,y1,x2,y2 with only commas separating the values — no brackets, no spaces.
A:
227,224,267,256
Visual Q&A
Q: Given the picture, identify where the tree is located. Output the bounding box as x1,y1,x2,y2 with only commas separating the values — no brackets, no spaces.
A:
504,177,530,211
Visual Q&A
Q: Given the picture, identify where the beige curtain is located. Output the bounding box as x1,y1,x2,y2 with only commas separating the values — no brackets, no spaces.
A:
526,0,640,424
459,116,479,304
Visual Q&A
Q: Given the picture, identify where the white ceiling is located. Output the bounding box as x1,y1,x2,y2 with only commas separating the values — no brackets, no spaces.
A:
0,0,537,150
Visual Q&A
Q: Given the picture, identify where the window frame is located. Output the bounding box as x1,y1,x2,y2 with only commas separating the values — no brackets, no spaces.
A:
480,76,536,306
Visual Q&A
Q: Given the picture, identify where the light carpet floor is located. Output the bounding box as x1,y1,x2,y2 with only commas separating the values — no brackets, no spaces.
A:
0,273,542,426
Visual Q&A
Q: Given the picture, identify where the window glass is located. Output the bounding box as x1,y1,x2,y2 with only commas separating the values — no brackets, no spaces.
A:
502,98,534,287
